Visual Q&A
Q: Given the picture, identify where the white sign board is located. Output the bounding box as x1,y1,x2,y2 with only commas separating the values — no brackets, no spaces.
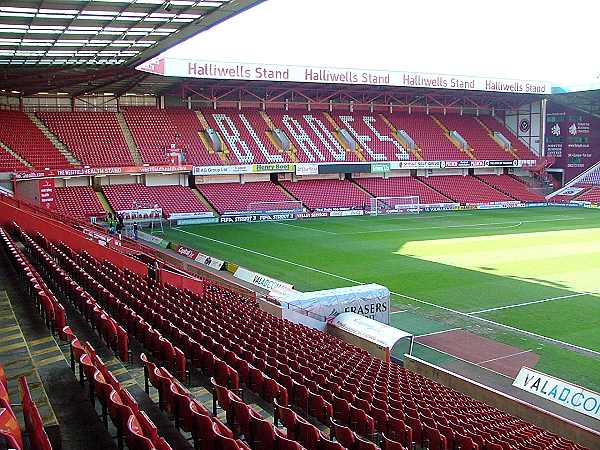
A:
331,312,412,349
234,267,294,291
513,367,600,421
138,57,551,95
279,283,390,324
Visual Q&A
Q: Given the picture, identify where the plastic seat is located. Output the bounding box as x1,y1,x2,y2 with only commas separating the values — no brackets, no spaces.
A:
381,433,407,450
331,420,355,449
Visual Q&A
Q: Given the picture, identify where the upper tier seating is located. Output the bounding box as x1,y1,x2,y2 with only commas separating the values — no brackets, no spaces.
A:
477,175,546,202
281,179,371,210
0,111,71,169
355,177,452,204
0,147,28,172
478,116,538,159
330,113,412,161
420,176,513,204
436,114,510,160
386,113,464,160
268,110,360,163
203,109,292,165
576,165,600,185
123,107,222,166
54,186,105,221
102,184,209,217
197,181,292,214
37,112,133,167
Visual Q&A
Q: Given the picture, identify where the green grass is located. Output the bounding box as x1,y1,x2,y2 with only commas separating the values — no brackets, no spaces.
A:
162,207,600,391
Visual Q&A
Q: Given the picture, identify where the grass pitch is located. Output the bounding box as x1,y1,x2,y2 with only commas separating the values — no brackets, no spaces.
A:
163,207,600,391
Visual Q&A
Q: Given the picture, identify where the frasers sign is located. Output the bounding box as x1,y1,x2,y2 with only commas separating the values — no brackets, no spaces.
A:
137,58,551,95
513,367,600,421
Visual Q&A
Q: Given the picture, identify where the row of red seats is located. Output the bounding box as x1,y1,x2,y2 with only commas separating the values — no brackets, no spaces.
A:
420,176,513,204
54,186,106,222
197,182,294,214
476,175,545,203
355,177,451,204
64,329,172,450
0,363,24,450
280,179,370,210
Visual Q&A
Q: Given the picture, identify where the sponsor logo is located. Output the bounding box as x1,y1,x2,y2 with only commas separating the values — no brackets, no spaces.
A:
551,123,561,136
568,123,577,135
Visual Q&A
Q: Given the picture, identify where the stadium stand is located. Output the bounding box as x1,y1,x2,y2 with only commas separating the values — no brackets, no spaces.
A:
386,113,463,160
477,174,546,202
355,176,452,204
573,186,600,202
281,179,371,210
197,181,293,214
54,186,105,221
203,108,293,164
420,175,514,204
0,111,72,169
435,114,510,160
478,116,538,160
36,112,134,167
123,107,222,166
268,110,360,163
102,184,210,217
0,147,28,172
331,113,411,161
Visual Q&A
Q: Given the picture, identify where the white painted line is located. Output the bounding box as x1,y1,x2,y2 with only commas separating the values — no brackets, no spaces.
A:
415,327,462,338
339,216,587,235
172,227,600,358
390,310,408,315
270,221,338,235
478,349,534,365
470,292,595,315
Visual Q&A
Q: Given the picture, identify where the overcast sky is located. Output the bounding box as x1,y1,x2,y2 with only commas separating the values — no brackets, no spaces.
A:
164,0,600,86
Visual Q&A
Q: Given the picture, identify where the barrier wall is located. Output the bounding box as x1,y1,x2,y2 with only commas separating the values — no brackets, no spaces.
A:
404,355,600,449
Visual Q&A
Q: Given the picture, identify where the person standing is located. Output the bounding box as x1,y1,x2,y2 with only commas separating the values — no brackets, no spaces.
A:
133,221,139,240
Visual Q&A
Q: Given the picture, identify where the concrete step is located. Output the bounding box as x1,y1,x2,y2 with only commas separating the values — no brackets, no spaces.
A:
116,113,142,165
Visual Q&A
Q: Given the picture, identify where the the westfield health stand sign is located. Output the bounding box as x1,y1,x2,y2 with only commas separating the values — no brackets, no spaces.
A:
138,57,551,95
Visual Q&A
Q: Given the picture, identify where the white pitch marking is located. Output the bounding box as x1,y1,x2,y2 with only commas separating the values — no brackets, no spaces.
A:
478,349,534,365
172,227,600,358
470,292,595,315
415,327,462,338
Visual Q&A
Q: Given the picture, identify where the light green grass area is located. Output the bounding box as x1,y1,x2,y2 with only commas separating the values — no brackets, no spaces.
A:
163,207,600,391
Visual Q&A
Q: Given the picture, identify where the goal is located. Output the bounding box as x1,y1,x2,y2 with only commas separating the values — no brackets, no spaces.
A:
370,196,420,216
246,200,304,214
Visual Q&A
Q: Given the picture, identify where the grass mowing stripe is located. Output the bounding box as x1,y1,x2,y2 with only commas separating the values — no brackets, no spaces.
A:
469,292,596,314
173,226,600,359
269,221,338,235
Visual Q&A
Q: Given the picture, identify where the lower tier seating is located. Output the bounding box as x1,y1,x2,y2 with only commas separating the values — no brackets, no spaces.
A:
197,182,293,214
102,184,209,218
54,186,106,221
574,186,600,203
355,177,452,204
477,175,545,202
420,176,513,204
281,179,371,210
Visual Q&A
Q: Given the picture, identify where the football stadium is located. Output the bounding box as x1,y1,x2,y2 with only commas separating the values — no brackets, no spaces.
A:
0,0,599,449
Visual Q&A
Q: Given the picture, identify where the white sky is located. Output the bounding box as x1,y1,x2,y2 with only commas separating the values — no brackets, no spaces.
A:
164,0,600,85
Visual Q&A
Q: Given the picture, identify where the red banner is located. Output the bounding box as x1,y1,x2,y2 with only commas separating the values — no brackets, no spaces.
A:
15,164,193,180
38,178,55,210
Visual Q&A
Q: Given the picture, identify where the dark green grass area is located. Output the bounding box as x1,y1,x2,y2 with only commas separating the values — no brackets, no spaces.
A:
162,207,600,391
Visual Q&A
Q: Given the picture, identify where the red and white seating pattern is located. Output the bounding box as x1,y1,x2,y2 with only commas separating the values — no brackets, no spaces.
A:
281,179,371,210
102,184,209,217
355,177,452,204
477,175,545,202
54,186,105,221
37,112,133,167
386,113,464,161
436,114,509,160
202,109,292,165
478,116,538,160
421,176,513,204
332,113,410,161
269,110,358,163
0,111,71,169
197,181,292,214
124,107,222,166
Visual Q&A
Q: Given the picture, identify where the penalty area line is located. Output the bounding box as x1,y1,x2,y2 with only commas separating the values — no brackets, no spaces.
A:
469,291,596,315
172,227,600,359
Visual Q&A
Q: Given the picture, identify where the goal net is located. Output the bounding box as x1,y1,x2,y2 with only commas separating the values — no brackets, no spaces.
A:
246,200,304,214
370,196,420,216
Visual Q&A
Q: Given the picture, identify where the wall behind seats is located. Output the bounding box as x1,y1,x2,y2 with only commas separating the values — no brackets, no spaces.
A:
145,174,184,186
195,175,241,184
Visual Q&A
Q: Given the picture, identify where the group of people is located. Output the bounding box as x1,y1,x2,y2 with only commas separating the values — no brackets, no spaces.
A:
107,213,139,240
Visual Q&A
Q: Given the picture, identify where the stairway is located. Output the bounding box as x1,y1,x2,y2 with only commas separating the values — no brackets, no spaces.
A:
194,111,231,163
95,190,114,215
378,114,423,160
323,112,366,160
27,113,80,166
116,113,143,165
431,115,476,159
192,188,219,216
475,117,519,159
0,141,32,169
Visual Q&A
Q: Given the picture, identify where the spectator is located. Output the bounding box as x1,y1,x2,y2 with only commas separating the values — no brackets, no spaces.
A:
133,221,139,240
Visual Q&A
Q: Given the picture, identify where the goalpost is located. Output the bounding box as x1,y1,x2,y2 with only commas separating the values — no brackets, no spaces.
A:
370,196,421,216
246,200,304,214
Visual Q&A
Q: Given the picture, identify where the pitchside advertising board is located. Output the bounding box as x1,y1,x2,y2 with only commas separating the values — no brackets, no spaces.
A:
513,367,600,421
137,57,551,95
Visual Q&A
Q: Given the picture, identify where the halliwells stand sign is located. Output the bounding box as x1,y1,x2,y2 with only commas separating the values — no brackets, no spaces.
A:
138,57,551,95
